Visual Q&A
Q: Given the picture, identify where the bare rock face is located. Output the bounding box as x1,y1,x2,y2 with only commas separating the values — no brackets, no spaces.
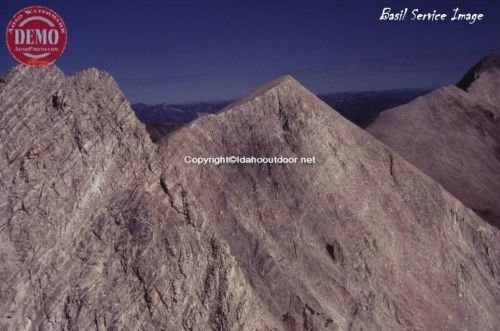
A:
0,65,275,331
160,76,500,330
1,66,500,330
368,56,500,227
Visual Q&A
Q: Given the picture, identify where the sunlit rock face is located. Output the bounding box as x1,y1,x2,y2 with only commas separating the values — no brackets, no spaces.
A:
369,55,500,228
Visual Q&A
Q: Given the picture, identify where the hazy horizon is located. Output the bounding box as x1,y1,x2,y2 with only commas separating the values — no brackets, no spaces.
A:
131,86,436,106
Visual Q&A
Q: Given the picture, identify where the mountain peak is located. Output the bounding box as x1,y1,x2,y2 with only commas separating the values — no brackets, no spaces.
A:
220,74,304,111
457,53,500,90
456,54,500,107
159,67,500,330
475,53,500,70
0,65,116,91
1,64,64,89
71,67,113,82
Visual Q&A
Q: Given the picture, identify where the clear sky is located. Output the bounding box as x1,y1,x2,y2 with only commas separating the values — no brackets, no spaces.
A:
1,0,499,103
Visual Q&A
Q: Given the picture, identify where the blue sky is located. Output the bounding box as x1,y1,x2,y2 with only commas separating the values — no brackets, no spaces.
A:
1,0,499,103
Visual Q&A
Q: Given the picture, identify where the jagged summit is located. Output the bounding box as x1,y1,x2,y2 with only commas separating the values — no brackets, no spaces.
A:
250,74,297,92
161,74,325,145
0,65,139,136
217,74,301,112
1,63,64,80
0,65,116,92
0,64,63,96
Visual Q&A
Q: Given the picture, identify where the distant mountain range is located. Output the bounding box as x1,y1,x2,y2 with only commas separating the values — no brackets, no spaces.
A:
132,101,230,123
132,88,431,128
318,89,432,127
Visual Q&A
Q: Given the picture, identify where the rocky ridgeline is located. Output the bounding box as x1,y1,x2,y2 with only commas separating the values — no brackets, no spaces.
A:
0,62,499,330
0,65,273,330
368,54,500,228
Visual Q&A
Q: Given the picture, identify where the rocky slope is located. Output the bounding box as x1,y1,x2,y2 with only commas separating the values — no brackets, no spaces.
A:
0,65,274,330
1,66,499,330
368,55,500,228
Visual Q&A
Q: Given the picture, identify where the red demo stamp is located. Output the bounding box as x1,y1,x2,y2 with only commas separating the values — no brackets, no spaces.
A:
5,6,67,67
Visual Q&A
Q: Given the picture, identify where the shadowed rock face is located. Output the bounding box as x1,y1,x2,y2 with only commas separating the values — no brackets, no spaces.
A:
145,122,185,142
457,54,500,107
1,66,500,330
368,55,500,228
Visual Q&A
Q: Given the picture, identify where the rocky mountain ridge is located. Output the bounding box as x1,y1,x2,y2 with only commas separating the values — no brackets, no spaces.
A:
132,89,429,142
1,63,499,330
368,54,500,228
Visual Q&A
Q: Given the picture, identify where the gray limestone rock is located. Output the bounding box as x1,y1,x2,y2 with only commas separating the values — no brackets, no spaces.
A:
0,65,275,331
368,55,500,228
0,64,499,330
161,75,500,330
